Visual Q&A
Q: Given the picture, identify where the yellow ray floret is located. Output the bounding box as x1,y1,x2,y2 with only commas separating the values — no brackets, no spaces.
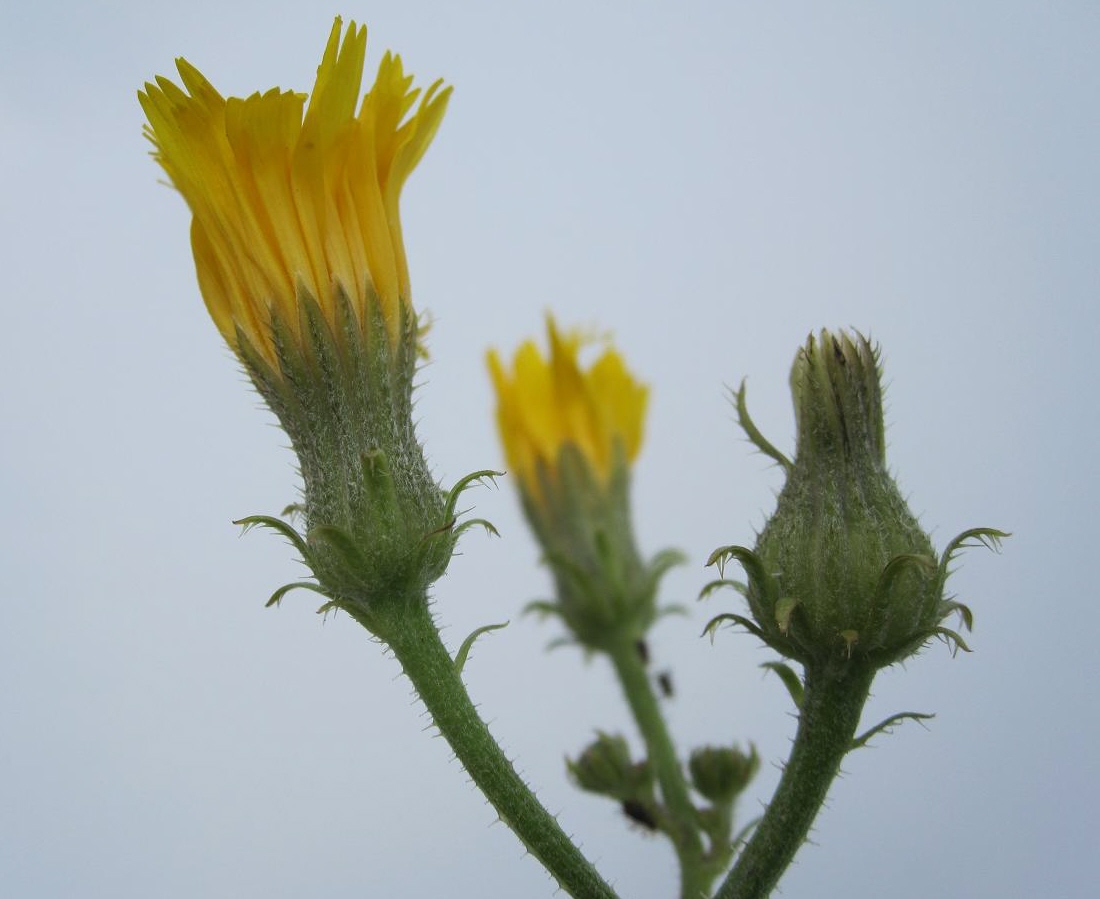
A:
488,317,648,494
139,17,451,366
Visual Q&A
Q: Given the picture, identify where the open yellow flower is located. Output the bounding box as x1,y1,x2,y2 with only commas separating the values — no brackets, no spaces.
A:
487,316,648,498
139,17,450,366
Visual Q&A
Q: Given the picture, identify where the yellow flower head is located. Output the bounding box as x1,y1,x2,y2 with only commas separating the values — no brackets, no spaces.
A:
487,317,649,496
139,17,450,365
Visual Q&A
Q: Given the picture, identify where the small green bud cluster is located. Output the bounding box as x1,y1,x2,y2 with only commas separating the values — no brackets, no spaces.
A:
567,731,760,877
567,732,661,830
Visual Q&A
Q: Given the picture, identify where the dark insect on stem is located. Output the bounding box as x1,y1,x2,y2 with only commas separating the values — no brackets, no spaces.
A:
657,670,674,699
621,799,658,831
635,639,649,666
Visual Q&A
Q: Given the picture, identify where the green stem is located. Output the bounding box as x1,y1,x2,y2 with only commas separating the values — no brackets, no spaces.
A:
366,596,619,899
713,660,875,899
607,638,708,899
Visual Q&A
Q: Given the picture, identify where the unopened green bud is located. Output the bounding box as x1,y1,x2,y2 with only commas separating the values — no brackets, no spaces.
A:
716,330,1005,669
689,744,759,803
567,732,651,799
752,331,934,665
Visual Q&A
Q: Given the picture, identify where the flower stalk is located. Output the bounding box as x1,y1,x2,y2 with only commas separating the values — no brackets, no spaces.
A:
605,636,710,899
712,660,875,899
358,593,620,899
489,319,728,898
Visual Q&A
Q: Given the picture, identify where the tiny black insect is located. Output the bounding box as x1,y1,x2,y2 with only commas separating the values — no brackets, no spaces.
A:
621,799,658,831
635,639,650,665
657,670,674,699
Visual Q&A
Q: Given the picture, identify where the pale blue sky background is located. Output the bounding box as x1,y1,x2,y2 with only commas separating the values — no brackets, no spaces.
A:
1,1,1097,897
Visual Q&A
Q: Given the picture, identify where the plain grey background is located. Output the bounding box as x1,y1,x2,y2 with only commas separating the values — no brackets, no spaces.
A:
2,1,1096,897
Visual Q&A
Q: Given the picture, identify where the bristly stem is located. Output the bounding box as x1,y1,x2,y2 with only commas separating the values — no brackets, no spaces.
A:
607,637,710,899
363,595,620,899
713,660,875,899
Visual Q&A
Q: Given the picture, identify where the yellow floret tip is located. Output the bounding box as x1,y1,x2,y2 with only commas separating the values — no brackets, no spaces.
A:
138,17,451,366
488,316,648,496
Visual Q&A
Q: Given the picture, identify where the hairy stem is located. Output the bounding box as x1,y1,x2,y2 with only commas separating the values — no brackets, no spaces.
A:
608,638,709,899
365,596,620,899
714,660,875,899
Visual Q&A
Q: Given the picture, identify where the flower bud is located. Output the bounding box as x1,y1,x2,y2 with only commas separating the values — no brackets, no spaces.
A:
760,331,933,664
714,330,1003,669
567,732,652,800
688,744,759,804
488,317,682,649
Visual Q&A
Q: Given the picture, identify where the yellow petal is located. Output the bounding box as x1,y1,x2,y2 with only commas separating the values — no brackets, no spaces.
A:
140,17,449,367
487,316,648,497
